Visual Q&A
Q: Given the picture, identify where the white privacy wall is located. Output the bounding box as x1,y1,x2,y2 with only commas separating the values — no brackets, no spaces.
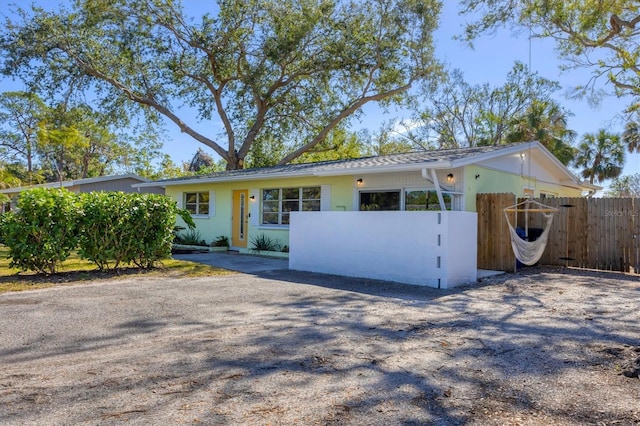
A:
289,211,477,289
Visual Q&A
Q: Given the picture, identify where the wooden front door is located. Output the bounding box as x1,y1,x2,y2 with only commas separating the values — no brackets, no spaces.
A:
232,190,249,248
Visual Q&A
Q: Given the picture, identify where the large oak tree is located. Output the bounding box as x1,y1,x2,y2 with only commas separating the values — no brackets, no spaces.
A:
1,0,442,170
458,1,640,108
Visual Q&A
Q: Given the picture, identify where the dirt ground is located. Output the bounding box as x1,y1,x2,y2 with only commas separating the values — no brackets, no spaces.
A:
1,266,639,425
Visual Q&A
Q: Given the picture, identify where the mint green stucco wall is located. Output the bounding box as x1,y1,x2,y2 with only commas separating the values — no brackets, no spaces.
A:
463,165,583,211
166,175,353,248
167,166,584,248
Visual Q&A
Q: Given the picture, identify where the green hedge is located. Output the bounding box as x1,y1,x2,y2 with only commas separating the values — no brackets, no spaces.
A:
1,188,193,274
1,188,80,274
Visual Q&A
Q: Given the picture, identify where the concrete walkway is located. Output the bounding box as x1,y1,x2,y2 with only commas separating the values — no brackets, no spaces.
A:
173,251,289,274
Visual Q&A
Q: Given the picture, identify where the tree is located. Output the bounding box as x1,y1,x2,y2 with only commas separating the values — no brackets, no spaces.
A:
0,165,21,189
361,122,416,155
574,129,625,185
418,62,567,149
0,92,45,181
622,120,640,153
458,1,640,108
182,148,226,174
116,131,183,180
506,99,577,165
1,0,443,170
244,127,369,167
36,104,132,182
293,127,368,163
607,173,640,197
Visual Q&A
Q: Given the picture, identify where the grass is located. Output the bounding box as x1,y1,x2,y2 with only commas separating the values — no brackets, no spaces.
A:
0,246,234,295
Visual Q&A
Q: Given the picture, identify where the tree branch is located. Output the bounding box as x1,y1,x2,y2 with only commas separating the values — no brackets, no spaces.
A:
74,58,230,161
277,82,413,165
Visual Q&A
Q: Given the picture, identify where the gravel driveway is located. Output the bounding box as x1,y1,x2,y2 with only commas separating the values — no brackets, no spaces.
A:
1,266,639,425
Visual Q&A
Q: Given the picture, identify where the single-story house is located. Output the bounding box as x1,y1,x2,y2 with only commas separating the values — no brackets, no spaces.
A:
136,141,597,252
0,174,165,212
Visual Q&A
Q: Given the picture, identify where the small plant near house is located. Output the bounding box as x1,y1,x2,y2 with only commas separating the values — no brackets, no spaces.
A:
175,229,207,246
172,225,187,242
211,235,229,247
250,234,281,252
281,245,289,253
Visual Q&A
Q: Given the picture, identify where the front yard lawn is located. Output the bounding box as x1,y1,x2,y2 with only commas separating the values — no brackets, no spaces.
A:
0,246,232,294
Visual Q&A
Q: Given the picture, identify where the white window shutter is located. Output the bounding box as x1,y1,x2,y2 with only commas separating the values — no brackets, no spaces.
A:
209,191,216,217
249,188,259,226
321,185,331,211
176,193,183,208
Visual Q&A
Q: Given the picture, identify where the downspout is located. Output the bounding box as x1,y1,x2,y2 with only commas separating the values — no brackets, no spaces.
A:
422,168,446,211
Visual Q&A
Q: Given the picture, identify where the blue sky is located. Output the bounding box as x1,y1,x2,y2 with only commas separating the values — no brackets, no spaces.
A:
1,1,638,184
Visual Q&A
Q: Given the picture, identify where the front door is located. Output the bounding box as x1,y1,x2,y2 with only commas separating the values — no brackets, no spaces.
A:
232,190,249,248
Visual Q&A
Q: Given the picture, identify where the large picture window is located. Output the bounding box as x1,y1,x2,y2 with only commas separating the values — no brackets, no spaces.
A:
184,192,210,215
359,189,452,211
405,190,452,211
359,191,401,211
262,187,320,225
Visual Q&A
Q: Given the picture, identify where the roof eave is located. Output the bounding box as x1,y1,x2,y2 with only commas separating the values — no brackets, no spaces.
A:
133,169,320,187
312,161,453,176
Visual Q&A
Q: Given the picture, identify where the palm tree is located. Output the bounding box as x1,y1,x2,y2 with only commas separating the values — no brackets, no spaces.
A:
622,120,640,153
574,129,625,185
506,100,576,165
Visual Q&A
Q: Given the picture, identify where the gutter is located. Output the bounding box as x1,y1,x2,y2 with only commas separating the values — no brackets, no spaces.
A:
422,168,447,211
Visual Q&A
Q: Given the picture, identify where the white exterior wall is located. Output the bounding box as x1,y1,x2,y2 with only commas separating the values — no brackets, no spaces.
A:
289,211,477,289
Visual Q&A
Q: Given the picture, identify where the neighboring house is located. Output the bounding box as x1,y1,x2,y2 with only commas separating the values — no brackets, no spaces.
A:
136,142,597,252
0,174,165,212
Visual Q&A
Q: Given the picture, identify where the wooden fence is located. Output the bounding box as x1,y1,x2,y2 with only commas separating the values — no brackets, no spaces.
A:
477,194,640,274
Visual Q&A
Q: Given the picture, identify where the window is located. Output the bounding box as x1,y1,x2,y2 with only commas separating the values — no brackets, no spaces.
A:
405,190,452,211
262,187,320,225
359,191,400,211
184,192,210,215
540,192,556,200
359,190,452,211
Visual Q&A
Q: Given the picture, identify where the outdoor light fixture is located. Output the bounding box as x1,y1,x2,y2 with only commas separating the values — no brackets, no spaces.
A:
249,195,256,201
446,173,454,183
356,178,363,186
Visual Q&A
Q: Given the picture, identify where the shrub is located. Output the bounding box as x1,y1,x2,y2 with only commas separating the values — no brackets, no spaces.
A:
211,235,229,247
0,189,193,274
1,188,81,274
77,192,184,270
175,229,206,246
250,234,280,252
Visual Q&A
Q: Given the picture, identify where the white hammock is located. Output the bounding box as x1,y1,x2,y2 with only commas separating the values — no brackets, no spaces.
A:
503,200,557,266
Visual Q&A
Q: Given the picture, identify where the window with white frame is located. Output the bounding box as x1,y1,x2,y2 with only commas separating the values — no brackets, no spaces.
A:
184,192,210,215
405,190,452,211
262,187,320,225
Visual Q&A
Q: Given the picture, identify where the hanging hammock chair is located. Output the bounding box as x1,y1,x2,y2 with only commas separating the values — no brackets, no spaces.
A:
503,199,558,266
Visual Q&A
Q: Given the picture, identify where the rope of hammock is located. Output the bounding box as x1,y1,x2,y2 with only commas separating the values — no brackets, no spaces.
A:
503,199,558,266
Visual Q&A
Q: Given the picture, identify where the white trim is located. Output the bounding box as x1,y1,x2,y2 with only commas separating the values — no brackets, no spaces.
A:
183,190,212,217
209,190,216,217
249,189,259,227
320,185,331,211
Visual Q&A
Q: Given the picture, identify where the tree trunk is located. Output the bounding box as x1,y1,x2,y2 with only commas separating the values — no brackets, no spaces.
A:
226,152,245,170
